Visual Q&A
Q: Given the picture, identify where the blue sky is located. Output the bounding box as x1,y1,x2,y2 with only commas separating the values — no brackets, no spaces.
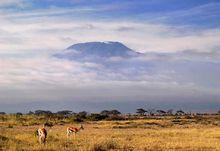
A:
0,0,220,113
1,0,220,52
2,0,220,27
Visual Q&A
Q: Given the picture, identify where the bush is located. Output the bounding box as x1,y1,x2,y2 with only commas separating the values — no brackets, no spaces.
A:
44,121,54,127
100,110,121,116
34,110,53,116
107,115,125,121
0,135,8,141
88,114,108,121
0,116,7,122
89,139,118,151
71,117,84,123
8,124,13,128
0,112,6,115
77,111,87,119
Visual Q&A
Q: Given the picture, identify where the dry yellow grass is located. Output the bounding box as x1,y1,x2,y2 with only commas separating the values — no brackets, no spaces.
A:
1,117,220,151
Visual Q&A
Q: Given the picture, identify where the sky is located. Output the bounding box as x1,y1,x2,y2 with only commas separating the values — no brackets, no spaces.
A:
0,0,220,113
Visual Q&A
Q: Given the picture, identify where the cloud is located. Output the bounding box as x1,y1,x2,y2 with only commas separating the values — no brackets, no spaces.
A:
0,1,219,53
136,2,220,28
0,49,220,106
0,1,220,112
1,9,220,53
0,0,29,8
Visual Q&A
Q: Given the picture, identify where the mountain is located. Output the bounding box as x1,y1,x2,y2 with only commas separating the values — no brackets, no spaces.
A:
54,41,141,61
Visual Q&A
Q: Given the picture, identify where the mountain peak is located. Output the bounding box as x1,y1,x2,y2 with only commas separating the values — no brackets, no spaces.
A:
67,41,131,51
67,41,125,47
65,41,139,57
54,41,141,61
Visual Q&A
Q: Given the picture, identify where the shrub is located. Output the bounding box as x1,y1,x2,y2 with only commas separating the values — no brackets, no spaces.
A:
44,121,54,127
88,114,108,121
89,139,118,151
8,124,13,128
107,115,125,121
0,112,6,115
77,111,87,119
71,117,84,123
0,135,8,141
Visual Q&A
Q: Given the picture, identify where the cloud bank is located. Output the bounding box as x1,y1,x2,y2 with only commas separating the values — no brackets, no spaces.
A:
0,0,220,112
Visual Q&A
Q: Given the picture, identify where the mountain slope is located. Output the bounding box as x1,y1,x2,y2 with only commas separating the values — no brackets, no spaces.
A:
54,41,141,60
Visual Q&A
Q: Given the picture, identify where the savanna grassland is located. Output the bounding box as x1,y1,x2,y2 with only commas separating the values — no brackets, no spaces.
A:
0,114,220,151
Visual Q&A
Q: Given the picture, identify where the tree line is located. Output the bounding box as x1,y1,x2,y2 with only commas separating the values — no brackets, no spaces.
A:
1,108,219,118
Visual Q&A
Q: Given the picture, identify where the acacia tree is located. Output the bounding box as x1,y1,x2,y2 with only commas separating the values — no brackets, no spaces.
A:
100,109,121,116
176,110,185,115
0,112,6,115
156,110,166,115
167,109,173,115
110,110,121,115
136,108,147,116
34,110,53,116
100,110,110,116
56,110,72,116
147,108,155,116
77,111,87,119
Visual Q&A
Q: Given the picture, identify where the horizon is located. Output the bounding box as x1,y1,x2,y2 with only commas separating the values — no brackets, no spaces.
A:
0,0,220,112
2,100,220,114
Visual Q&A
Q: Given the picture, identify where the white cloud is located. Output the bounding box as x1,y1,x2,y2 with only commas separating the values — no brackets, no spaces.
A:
0,0,29,8
0,50,220,104
0,4,220,112
0,7,220,53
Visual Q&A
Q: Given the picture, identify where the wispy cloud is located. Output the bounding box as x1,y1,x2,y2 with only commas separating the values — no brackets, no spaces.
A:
0,0,220,52
1,10,220,53
0,0,30,8
147,2,220,28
